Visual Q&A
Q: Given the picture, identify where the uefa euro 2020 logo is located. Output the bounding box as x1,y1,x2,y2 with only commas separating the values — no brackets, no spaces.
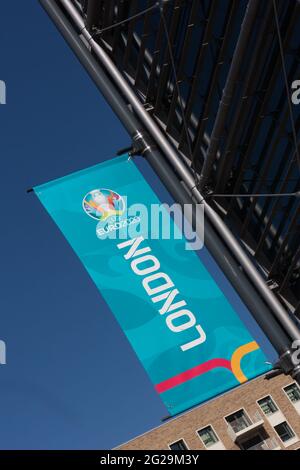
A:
82,188,125,222
82,188,140,240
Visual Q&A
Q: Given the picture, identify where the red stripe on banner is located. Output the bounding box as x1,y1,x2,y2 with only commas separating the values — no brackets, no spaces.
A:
155,359,232,394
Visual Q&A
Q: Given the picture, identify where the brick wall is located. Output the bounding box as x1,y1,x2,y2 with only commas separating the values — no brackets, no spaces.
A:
117,374,300,450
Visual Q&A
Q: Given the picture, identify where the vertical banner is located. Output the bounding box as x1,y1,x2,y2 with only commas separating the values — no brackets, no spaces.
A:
35,155,271,416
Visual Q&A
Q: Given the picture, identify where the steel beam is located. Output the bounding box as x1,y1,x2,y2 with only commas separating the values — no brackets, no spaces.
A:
198,0,261,190
38,0,300,382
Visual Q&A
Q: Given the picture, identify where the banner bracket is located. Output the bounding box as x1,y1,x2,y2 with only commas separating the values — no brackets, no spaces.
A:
116,145,133,156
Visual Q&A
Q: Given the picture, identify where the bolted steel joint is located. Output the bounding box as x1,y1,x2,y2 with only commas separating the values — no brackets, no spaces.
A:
273,349,300,378
131,131,157,157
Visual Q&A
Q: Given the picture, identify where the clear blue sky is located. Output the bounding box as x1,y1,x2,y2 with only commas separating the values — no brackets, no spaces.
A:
0,0,277,450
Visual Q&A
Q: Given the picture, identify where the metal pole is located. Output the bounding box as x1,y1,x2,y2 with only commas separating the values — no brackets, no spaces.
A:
198,0,261,190
86,0,98,30
38,0,300,382
56,0,300,343
38,0,140,137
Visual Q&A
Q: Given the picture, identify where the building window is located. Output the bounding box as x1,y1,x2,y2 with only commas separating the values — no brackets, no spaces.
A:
257,396,278,415
225,409,251,432
240,434,264,451
198,426,219,448
274,422,295,443
169,439,188,451
284,383,300,404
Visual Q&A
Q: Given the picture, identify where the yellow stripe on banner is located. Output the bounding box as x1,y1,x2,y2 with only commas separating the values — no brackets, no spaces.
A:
231,341,259,383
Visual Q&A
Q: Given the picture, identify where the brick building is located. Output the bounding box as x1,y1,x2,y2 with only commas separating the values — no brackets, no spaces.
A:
117,374,300,451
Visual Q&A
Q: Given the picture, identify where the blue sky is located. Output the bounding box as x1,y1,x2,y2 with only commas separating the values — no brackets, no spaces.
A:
0,1,277,450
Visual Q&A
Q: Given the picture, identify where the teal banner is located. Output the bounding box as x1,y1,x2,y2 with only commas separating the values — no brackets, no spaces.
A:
35,155,271,416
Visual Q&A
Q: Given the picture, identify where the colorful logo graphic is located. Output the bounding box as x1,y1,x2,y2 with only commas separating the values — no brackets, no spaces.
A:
155,341,260,394
83,188,125,221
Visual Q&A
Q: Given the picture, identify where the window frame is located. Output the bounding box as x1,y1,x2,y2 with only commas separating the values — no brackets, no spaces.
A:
282,382,300,405
168,438,189,451
274,421,296,444
223,408,252,431
196,424,220,449
256,394,279,416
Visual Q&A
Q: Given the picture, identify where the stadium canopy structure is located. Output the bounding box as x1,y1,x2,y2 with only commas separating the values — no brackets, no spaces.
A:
40,0,300,380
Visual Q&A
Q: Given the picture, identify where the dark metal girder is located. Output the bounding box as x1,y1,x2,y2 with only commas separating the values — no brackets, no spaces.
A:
198,0,261,190
46,0,300,321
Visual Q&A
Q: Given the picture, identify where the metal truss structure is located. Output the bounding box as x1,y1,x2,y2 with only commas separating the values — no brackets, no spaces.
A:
75,0,300,316
39,0,300,380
